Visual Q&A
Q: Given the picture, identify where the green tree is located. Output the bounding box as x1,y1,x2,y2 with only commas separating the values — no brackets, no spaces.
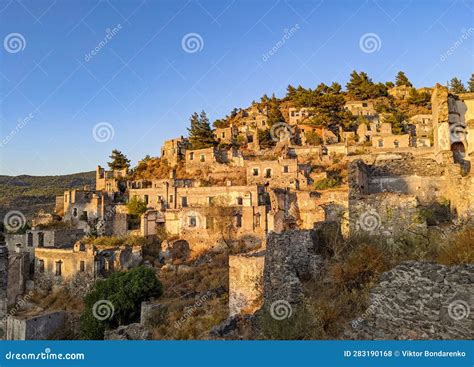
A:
80,266,163,339
257,129,276,149
407,88,431,107
346,71,387,100
449,78,467,94
384,111,407,135
267,95,284,127
395,71,412,87
127,196,147,216
108,150,130,170
304,131,323,146
468,73,474,92
212,118,229,128
187,111,216,149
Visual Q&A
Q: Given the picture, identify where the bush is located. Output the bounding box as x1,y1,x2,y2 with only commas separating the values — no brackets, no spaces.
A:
437,227,474,265
126,196,147,216
80,266,163,339
329,244,390,290
314,177,339,190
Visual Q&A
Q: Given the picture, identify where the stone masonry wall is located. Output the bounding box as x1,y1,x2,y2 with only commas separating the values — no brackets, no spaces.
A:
263,230,323,307
229,250,265,316
346,261,473,340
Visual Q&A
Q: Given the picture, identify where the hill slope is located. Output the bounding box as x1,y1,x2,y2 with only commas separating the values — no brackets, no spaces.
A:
0,171,95,221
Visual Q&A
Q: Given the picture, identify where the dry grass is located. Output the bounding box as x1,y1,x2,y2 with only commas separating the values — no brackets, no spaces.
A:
151,252,229,339
437,227,474,265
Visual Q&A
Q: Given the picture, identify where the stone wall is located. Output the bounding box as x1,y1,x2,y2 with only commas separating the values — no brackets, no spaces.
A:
346,261,473,340
7,251,29,307
6,311,66,340
229,251,265,316
263,230,323,307
349,193,426,239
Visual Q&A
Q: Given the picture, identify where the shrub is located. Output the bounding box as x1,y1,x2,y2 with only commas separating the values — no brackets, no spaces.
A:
329,244,389,290
437,227,474,265
126,196,147,216
314,177,339,190
80,266,162,339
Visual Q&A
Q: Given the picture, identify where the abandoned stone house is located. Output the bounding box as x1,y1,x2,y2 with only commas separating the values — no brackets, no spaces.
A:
288,107,314,124
34,241,142,280
96,165,127,193
344,100,377,116
160,137,189,166
245,158,307,189
5,228,85,261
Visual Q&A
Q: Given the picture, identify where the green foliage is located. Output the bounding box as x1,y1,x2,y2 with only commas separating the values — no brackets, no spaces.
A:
346,71,388,100
80,266,163,339
304,131,323,146
187,111,217,149
383,111,407,134
407,88,431,107
468,73,474,92
266,94,284,127
127,196,147,216
286,83,354,130
395,71,412,87
314,177,339,190
212,118,229,128
449,77,467,94
108,150,130,170
257,129,276,149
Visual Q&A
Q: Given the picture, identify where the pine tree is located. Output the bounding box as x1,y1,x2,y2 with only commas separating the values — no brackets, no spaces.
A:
449,78,467,94
187,111,216,149
395,71,412,87
467,73,474,92
108,149,130,170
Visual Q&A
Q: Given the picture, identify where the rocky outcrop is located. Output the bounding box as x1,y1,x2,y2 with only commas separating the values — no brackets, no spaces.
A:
346,261,473,340
104,323,152,340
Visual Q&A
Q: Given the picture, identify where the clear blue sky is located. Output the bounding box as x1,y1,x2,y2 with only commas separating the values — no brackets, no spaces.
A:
0,0,473,175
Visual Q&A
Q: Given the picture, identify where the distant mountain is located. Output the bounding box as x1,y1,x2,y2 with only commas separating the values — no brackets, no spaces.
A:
0,171,95,222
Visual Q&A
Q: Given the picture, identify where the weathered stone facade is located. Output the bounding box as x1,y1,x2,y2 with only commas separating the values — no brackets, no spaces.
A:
6,311,66,340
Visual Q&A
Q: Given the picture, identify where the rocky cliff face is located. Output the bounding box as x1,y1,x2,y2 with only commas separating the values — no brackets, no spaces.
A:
346,261,473,340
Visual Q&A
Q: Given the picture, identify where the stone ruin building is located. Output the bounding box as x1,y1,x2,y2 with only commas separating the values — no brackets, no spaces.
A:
1,84,473,339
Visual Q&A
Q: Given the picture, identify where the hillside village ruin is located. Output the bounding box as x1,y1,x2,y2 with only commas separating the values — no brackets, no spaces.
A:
1,83,473,340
